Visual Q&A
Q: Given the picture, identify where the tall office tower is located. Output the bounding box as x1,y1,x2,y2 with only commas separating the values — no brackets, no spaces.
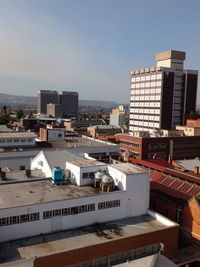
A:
129,50,198,133
38,90,58,114
59,91,79,117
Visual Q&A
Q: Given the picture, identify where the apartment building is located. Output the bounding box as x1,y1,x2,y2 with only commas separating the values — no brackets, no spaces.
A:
129,50,198,133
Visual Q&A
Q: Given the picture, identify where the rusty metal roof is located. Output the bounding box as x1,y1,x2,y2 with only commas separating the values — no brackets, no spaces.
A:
128,157,200,200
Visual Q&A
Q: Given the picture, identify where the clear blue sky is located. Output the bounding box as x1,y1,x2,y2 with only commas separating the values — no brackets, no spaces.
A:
0,0,199,104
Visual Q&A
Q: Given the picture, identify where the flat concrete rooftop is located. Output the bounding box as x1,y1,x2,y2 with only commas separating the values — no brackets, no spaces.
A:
0,181,109,209
68,159,106,167
110,163,147,175
0,214,175,264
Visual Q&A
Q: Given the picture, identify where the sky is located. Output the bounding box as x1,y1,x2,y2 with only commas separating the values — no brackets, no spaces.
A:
0,0,199,104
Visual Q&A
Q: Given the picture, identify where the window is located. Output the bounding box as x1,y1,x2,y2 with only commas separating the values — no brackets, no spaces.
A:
43,211,52,219
0,212,40,227
30,213,40,221
14,138,20,142
21,138,26,142
27,138,33,142
88,204,95,211
82,172,95,179
53,209,62,216
98,200,120,210
71,207,78,214
62,208,71,216
58,134,62,137
20,214,29,223
38,161,43,167
0,217,9,226
10,216,20,224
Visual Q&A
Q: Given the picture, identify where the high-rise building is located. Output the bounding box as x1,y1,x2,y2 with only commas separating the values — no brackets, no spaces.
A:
38,90,58,114
59,91,79,117
129,50,198,133
38,90,79,117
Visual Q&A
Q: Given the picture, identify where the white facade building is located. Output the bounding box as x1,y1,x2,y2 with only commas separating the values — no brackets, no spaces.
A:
129,50,198,133
0,161,150,242
0,132,36,148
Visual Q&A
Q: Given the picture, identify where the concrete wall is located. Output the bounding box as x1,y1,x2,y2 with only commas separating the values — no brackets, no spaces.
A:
0,167,150,242
33,220,179,267
0,188,144,242
48,129,65,141
0,138,35,148
66,162,107,186
31,152,52,178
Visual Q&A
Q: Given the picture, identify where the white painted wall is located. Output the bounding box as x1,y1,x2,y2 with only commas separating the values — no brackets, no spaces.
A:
31,151,52,178
48,129,65,142
0,138,35,148
66,162,107,186
0,166,150,242
0,189,138,242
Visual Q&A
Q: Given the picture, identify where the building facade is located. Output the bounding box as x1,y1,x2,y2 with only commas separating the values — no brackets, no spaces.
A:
116,133,200,160
129,50,198,133
0,132,36,148
110,105,125,127
38,90,58,114
39,128,65,142
38,90,79,117
59,91,79,117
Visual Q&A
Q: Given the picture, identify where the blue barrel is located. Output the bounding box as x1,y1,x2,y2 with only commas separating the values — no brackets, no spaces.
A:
52,167,63,185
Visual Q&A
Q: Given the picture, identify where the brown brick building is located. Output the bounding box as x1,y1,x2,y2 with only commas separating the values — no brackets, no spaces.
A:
128,158,200,246
116,133,200,160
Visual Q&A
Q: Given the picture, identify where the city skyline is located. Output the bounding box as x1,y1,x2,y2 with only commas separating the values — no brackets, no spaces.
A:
0,0,199,103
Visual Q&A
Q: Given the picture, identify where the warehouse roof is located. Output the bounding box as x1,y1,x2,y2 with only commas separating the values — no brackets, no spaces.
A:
42,150,84,169
0,181,110,209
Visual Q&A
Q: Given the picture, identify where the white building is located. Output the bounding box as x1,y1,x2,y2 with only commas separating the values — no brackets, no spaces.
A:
130,50,198,132
0,160,150,242
0,132,36,148
31,150,84,178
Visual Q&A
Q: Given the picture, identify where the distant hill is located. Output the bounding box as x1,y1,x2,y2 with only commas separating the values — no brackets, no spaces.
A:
0,93,36,106
0,93,125,109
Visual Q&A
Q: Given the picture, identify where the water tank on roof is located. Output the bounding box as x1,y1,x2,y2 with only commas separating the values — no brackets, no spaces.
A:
94,171,103,181
52,167,63,185
101,174,114,185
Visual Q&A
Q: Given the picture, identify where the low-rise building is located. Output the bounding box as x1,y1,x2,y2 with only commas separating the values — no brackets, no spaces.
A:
0,158,179,267
0,132,36,148
39,128,65,142
176,125,200,136
116,133,200,160
64,119,105,133
128,157,200,246
88,125,122,139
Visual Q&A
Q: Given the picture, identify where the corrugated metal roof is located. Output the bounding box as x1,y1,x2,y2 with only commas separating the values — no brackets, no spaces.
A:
128,158,200,200
175,159,200,172
0,125,14,132
110,163,147,175
151,173,200,200
68,159,106,167
43,150,84,169
0,132,36,138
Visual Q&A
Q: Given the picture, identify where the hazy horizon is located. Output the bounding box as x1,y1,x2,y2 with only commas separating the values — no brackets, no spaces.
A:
0,0,199,103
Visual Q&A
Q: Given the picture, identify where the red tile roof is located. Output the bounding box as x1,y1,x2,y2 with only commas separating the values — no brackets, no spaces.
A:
128,157,200,201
